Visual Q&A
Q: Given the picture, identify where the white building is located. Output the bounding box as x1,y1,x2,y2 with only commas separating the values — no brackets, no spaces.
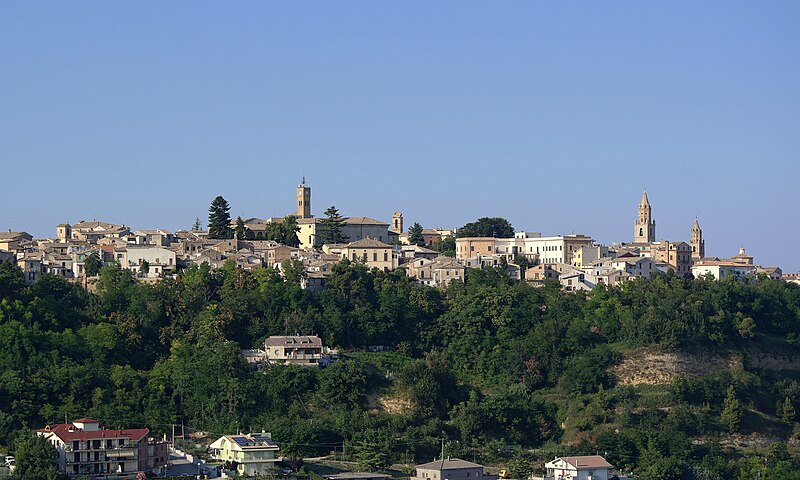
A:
691,260,756,281
116,245,177,277
572,245,611,269
264,335,326,366
609,256,656,278
544,455,613,480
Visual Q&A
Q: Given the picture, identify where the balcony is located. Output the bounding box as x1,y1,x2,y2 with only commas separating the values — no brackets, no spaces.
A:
105,447,137,459
284,353,321,360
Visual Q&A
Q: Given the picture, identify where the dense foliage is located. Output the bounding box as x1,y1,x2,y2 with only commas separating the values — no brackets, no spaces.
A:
456,217,514,238
1,259,800,477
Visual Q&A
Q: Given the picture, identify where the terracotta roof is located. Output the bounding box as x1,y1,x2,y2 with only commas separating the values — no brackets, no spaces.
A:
0,232,32,241
433,257,464,268
343,217,389,226
559,455,613,469
37,423,148,442
344,238,392,249
402,245,439,254
416,458,483,470
693,260,755,267
73,418,99,423
264,335,322,348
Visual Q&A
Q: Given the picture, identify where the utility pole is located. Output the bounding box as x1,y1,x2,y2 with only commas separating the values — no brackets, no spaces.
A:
440,432,445,459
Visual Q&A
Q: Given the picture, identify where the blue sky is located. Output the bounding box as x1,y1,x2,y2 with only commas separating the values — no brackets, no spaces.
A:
2,2,799,271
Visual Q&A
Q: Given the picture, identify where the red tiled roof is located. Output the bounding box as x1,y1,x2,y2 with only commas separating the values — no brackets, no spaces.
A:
37,423,148,442
560,456,613,469
72,418,99,423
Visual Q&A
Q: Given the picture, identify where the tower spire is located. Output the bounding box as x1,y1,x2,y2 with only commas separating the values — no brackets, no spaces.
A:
634,191,655,244
690,216,704,260
640,190,650,206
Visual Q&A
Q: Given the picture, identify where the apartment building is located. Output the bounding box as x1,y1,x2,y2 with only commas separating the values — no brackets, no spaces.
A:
37,418,168,477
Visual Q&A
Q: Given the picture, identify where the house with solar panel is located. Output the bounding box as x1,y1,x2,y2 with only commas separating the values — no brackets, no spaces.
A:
209,432,281,476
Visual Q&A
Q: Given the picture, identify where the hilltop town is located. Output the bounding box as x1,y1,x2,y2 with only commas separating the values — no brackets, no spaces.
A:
0,180,793,291
3,181,800,480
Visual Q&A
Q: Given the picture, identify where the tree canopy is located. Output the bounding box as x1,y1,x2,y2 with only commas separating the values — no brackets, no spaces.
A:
0,260,799,476
456,217,514,238
319,206,348,244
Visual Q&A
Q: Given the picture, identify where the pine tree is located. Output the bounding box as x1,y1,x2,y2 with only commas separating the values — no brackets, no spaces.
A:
207,196,233,239
782,397,796,422
720,385,741,433
320,206,348,245
192,217,202,231
408,222,425,246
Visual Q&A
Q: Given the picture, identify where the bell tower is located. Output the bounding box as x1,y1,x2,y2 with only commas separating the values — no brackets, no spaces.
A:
634,190,655,244
392,211,403,233
296,177,311,219
690,218,705,261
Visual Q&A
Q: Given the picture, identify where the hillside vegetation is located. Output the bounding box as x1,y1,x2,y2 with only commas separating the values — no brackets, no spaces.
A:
2,259,800,479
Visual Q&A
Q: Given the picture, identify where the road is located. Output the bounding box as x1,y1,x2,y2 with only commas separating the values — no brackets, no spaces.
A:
161,451,218,478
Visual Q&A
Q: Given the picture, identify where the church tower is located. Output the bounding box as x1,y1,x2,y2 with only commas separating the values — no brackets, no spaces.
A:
392,211,403,233
296,177,312,219
56,223,71,243
634,191,655,244
690,218,705,261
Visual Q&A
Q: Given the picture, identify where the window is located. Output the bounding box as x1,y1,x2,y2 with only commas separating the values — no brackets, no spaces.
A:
384,252,388,261
373,252,377,261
